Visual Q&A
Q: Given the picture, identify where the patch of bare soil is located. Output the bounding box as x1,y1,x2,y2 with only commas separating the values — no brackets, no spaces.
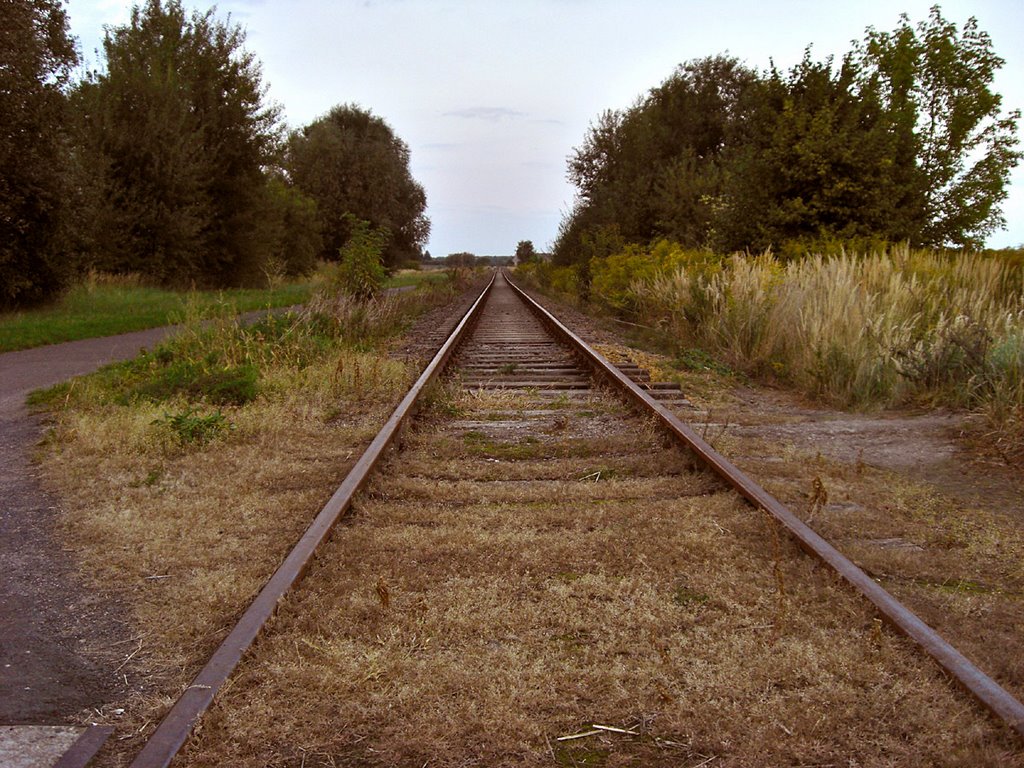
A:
719,385,1024,520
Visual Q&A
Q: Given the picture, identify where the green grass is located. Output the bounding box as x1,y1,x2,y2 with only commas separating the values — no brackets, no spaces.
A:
384,269,451,289
0,279,315,353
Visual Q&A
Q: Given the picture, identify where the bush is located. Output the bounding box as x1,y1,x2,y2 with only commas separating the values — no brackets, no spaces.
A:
332,215,388,299
132,360,259,405
153,407,230,445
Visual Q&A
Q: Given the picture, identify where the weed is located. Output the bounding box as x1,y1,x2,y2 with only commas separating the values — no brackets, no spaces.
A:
933,578,994,595
133,360,259,406
808,476,829,518
602,243,1024,451
676,347,733,376
153,407,231,446
330,215,388,299
549,393,573,409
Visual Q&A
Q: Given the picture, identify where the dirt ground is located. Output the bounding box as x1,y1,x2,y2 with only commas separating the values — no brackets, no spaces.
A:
719,384,1023,519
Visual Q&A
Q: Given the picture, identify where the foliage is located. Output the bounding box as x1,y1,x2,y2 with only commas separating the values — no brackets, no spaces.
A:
445,252,479,267
71,0,283,287
133,359,259,405
558,56,756,262
556,8,1020,262
717,53,911,251
0,0,78,306
331,215,388,299
287,104,429,268
304,265,466,345
515,240,538,264
588,240,721,312
857,7,1021,248
0,273,316,353
153,407,230,445
589,242,1024,453
258,175,322,278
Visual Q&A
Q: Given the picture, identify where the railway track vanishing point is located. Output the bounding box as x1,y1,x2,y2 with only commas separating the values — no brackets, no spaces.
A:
105,270,1023,766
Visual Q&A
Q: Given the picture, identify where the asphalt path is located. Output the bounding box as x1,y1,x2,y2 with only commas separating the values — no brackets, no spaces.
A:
0,325,181,724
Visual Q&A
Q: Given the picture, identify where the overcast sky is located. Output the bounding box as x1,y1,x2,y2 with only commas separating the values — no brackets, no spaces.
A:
66,0,1024,256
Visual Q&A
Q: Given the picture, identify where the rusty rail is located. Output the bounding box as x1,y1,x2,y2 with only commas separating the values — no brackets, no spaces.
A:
127,274,495,768
503,270,1024,740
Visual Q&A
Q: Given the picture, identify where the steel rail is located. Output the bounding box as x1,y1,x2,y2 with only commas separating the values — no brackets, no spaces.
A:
503,270,1024,740
54,726,113,768
127,273,496,768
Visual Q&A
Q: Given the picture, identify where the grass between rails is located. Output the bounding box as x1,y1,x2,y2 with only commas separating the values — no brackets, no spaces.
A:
30,273,480,763
176,387,1016,766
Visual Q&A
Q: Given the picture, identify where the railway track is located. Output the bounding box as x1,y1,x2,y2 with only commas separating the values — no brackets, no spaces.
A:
83,271,1022,765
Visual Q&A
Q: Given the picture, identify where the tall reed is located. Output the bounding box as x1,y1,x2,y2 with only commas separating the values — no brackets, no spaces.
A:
624,244,1023,454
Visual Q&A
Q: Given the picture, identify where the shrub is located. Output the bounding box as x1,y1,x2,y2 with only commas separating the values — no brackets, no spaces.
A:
331,214,388,299
153,407,230,446
132,360,259,406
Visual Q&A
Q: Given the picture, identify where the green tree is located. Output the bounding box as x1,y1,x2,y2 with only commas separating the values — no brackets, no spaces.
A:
74,0,282,285
259,174,322,277
716,53,905,251
287,105,429,269
859,6,1021,247
557,56,758,263
0,0,78,306
515,240,538,264
445,252,477,267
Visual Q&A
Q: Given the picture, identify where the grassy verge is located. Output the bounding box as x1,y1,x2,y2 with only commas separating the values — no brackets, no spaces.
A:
518,244,1024,462
0,273,318,353
29,275,474,760
385,268,451,289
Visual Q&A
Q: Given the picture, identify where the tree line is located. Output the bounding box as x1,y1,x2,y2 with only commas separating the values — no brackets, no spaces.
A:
554,6,1020,267
1,0,429,307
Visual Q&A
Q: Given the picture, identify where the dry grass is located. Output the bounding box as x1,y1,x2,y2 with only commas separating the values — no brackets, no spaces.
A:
626,335,1024,714
41,361,406,754
634,247,1023,405
37,272,1022,765
727,439,1024,704
178,387,1016,767
557,244,1024,456
32,278,470,762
